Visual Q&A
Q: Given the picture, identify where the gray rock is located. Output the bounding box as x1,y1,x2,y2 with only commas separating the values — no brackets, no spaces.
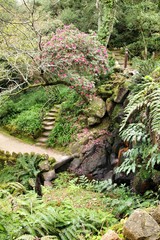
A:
114,87,129,103
69,135,112,179
70,142,82,154
110,153,117,166
123,209,160,240
54,156,74,170
69,158,82,170
42,170,56,181
106,99,115,116
39,160,50,171
103,170,114,180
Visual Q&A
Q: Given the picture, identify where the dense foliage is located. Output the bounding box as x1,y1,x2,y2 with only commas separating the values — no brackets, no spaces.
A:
0,88,50,138
39,25,108,100
0,1,160,239
117,68,160,177
109,0,160,57
0,169,158,240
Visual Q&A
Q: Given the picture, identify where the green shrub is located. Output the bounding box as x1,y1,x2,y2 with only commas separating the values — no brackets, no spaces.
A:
104,185,159,218
47,88,86,147
48,118,77,147
132,57,160,76
0,88,49,126
0,99,17,124
14,88,48,112
9,106,42,138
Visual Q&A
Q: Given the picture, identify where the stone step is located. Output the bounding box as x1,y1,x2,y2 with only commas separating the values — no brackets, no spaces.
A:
113,54,124,58
37,137,48,143
44,115,57,120
54,104,61,108
118,61,132,67
42,121,55,126
43,117,56,122
115,57,124,62
48,111,59,116
42,125,54,131
36,104,61,145
42,131,51,137
51,106,60,109
49,109,59,113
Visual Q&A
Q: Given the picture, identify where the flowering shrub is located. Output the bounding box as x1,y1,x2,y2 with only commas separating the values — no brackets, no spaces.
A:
39,25,108,99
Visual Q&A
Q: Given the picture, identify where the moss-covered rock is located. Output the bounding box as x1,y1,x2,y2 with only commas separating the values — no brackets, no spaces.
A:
97,84,113,99
150,205,160,225
87,116,101,126
113,86,129,103
85,96,106,118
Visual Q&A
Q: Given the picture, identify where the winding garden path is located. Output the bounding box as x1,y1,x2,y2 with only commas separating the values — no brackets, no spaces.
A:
0,131,70,163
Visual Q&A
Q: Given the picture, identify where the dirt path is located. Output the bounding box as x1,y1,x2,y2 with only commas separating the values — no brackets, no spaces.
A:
0,131,69,162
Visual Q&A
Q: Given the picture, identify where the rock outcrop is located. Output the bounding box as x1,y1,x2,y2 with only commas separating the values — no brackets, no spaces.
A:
68,72,131,181
69,133,112,179
123,209,160,240
86,96,106,119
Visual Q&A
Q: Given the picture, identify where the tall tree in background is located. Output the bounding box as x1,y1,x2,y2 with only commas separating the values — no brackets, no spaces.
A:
109,0,160,56
98,0,119,46
0,0,108,102
38,0,98,33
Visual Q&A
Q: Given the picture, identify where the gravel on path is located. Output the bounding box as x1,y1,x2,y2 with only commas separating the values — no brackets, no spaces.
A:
0,132,69,162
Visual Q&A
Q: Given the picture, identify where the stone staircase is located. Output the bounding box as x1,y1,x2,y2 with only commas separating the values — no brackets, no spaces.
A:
36,104,61,146
112,49,134,72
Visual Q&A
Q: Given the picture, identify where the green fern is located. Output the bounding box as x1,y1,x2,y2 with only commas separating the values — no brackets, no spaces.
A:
118,72,160,175
120,78,160,134
120,123,148,144
149,87,160,133
0,190,115,240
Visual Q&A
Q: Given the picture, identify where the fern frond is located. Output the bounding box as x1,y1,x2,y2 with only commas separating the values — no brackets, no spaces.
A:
149,88,160,134
120,91,146,131
120,123,148,143
120,81,159,131
16,235,35,240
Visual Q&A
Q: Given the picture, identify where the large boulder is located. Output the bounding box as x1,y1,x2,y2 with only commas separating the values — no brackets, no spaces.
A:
42,169,56,181
86,96,106,118
123,209,160,240
68,135,112,179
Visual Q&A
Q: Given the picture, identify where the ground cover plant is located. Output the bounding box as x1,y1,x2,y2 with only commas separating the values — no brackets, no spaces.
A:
0,1,160,239
0,168,159,240
47,87,87,147
0,88,50,138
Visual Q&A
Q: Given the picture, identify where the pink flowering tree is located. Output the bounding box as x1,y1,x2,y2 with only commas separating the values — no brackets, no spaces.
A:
37,25,108,101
